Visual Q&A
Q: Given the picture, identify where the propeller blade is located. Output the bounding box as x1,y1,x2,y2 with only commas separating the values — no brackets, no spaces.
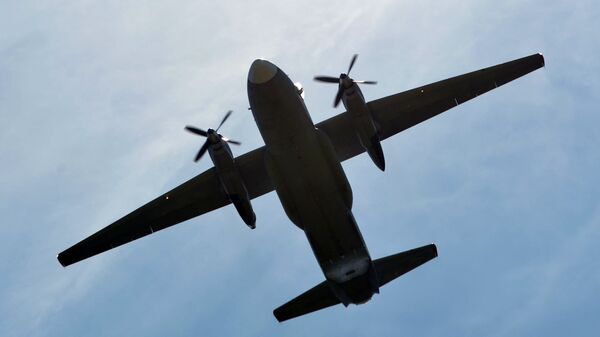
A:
223,137,241,145
216,110,233,132
353,80,378,85
185,126,208,137
194,141,210,162
347,54,358,75
334,87,344,108
314,76,340,83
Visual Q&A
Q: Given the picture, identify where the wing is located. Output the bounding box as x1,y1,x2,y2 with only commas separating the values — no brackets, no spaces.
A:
57,147,272,267
317,53,545,162
58,54,543,266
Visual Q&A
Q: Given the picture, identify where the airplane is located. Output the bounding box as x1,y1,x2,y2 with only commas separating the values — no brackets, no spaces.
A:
57,53,545,322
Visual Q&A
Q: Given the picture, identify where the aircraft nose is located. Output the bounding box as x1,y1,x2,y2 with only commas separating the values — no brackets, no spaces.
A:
248,59,278,84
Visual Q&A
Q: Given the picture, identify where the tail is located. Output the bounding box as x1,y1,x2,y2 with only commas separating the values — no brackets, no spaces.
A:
273,244,437,322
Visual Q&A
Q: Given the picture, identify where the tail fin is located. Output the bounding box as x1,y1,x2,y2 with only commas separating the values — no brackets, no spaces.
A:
273,244,437,322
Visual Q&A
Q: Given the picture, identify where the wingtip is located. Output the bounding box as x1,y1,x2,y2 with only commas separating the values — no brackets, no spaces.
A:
57,253,69,268
273,308,286,323
537,52,545,68
430,243,438,258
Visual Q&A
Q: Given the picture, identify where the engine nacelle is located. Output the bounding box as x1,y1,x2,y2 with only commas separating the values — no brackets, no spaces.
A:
229,193,256,229
211,142,257,229
343,85,385,171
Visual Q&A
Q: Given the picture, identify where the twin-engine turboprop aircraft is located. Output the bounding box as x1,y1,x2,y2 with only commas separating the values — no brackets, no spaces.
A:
58,53,545,321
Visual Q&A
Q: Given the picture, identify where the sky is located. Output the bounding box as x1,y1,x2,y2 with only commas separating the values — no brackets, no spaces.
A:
1,0,599,336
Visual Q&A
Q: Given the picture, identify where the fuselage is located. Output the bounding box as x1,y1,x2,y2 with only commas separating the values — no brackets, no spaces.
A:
247,60,379,305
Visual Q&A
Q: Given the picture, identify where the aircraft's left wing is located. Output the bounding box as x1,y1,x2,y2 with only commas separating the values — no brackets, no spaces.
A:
57,147,273,267
317,53,545,162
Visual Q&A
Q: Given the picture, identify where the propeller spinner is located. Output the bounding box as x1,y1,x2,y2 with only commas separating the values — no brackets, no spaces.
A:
185,110,241,162
314,54,377,108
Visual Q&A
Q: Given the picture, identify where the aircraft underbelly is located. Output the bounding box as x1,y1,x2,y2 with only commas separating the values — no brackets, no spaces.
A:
271,130,370,279
248,70,372,283
251,77,371,283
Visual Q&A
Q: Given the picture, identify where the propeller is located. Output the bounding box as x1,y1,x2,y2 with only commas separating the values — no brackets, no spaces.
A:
185,110,241,162
314,54,377,108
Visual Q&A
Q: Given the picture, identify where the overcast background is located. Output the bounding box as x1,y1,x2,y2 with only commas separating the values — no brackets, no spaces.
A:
1,1,599,336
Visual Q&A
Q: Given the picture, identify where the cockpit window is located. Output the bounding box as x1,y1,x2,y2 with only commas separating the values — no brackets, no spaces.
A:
294,82,305,99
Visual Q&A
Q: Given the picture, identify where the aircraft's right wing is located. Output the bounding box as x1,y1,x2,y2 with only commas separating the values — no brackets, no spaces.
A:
317,53,545,162
57,147,273,267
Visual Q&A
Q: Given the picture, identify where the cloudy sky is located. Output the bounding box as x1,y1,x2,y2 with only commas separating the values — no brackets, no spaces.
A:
1,0,599,336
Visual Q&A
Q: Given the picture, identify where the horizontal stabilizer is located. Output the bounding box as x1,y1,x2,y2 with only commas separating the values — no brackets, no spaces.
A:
273,244,437,322
373,244,438,287
273,280,340,322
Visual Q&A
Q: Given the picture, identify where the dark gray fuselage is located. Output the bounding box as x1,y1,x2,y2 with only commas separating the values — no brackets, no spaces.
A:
247,60,379,305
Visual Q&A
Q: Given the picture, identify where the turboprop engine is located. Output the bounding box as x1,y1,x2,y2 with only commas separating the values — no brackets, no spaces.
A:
314,54,386,171
185,111,257,229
